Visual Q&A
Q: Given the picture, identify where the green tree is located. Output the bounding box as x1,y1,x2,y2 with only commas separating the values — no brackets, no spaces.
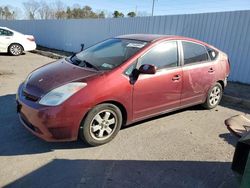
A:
127,11,136,17
66,7,72,19
113,10,124,18
82,6,92,17
66,6,99,19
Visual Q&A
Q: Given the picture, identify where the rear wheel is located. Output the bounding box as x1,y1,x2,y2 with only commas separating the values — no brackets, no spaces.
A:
203,83,223,109
80,103,122,146
9,44,23,56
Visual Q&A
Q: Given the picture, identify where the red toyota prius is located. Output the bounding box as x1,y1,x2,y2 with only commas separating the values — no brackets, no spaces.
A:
16,34,230,146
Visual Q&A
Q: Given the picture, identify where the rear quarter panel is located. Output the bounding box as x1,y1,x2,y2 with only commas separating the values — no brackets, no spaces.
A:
215,51,230,84
12,32,36,51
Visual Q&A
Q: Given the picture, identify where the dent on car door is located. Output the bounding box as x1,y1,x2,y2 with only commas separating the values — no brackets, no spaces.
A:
181,41,216,106
132,41,183,120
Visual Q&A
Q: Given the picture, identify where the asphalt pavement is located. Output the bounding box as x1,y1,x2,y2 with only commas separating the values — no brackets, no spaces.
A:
0,52,249,188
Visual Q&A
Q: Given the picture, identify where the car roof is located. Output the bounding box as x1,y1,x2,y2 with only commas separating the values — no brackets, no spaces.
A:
116,34,215,49
0,26,9,30
0,27,14,32
116,34,171,42
116,34,201,43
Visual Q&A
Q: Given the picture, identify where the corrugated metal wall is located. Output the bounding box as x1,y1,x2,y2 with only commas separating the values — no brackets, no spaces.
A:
1,10,250,84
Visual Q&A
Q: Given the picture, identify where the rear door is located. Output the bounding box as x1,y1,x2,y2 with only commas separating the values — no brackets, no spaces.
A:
132,40,183,120
180,41,216,106
0,29,13,52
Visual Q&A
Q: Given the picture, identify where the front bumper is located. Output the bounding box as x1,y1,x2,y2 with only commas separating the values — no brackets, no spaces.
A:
16,83,87,142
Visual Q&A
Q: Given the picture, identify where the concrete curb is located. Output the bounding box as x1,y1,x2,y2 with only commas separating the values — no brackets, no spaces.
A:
31,50,65,59
223,94,250,109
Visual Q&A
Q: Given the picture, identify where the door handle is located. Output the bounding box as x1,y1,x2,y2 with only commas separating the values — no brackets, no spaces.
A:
5,37,10,39
172,75,181,81
208,67,215,73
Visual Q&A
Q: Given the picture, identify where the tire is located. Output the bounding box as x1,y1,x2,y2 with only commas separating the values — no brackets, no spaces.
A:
202,83,223,109
79,103,123,146
8,43,23,56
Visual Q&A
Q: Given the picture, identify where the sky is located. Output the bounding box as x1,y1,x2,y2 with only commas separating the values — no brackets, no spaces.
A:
1,0,250,18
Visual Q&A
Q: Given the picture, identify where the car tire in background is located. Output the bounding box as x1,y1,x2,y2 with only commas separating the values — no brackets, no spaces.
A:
79,103,123,146
8,43,23,56
203,82,223,109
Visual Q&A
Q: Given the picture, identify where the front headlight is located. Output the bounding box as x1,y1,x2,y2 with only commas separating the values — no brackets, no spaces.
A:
39,82,87,106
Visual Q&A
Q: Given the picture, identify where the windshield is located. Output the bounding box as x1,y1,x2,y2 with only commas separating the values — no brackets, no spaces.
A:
67,38,148,71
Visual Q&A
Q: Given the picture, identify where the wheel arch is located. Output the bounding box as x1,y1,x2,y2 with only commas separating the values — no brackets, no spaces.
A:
98,100,128,126
217,80,225,90
8,43,24,52
79,100,128,131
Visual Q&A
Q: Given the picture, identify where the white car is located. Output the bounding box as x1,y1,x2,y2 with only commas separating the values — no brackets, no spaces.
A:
0,27,36,56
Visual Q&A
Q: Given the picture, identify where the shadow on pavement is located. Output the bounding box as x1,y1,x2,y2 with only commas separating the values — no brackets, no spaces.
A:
123,104,206,130
220,98,250,114
0,53,11,56
0,94,88,156
219,133,239,147
0,53,26,56
5,159,239,188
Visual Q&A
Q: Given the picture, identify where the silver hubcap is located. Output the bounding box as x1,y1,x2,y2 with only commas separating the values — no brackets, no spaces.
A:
90,110,117,141
10,45,22,55
209,86,221,106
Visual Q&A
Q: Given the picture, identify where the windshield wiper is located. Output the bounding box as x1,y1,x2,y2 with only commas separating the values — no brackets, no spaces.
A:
68,53,78,65
68,54,99,71
82,60,100,71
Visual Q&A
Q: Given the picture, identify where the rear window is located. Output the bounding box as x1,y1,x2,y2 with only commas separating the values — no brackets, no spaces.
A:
0,29,13,36
206,46,219,60
182,41,209,65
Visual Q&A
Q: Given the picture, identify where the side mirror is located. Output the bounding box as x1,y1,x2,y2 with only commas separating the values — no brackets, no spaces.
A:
139,64,156,74
80,43,85,51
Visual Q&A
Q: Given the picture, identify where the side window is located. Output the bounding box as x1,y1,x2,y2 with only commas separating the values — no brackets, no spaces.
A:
0,29,13,36
0,29,4,36
182,41,209,65
206,46,219,61
139,41,178,70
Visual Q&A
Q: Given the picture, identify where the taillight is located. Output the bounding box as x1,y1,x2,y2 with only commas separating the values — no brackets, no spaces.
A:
27,37,35,42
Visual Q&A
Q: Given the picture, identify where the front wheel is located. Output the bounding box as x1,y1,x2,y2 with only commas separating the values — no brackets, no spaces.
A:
202,83,223,109
79,103,122,146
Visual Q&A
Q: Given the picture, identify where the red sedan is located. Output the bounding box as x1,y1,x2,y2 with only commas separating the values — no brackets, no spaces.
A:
17,34,230,146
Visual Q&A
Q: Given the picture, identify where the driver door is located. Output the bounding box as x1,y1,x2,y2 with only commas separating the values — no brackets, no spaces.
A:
132,41,183,121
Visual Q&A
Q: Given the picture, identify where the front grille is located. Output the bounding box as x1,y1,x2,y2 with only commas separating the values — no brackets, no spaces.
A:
22,90,39,102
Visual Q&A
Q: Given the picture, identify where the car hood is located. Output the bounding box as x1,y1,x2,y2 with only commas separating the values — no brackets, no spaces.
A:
23,59,99,97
